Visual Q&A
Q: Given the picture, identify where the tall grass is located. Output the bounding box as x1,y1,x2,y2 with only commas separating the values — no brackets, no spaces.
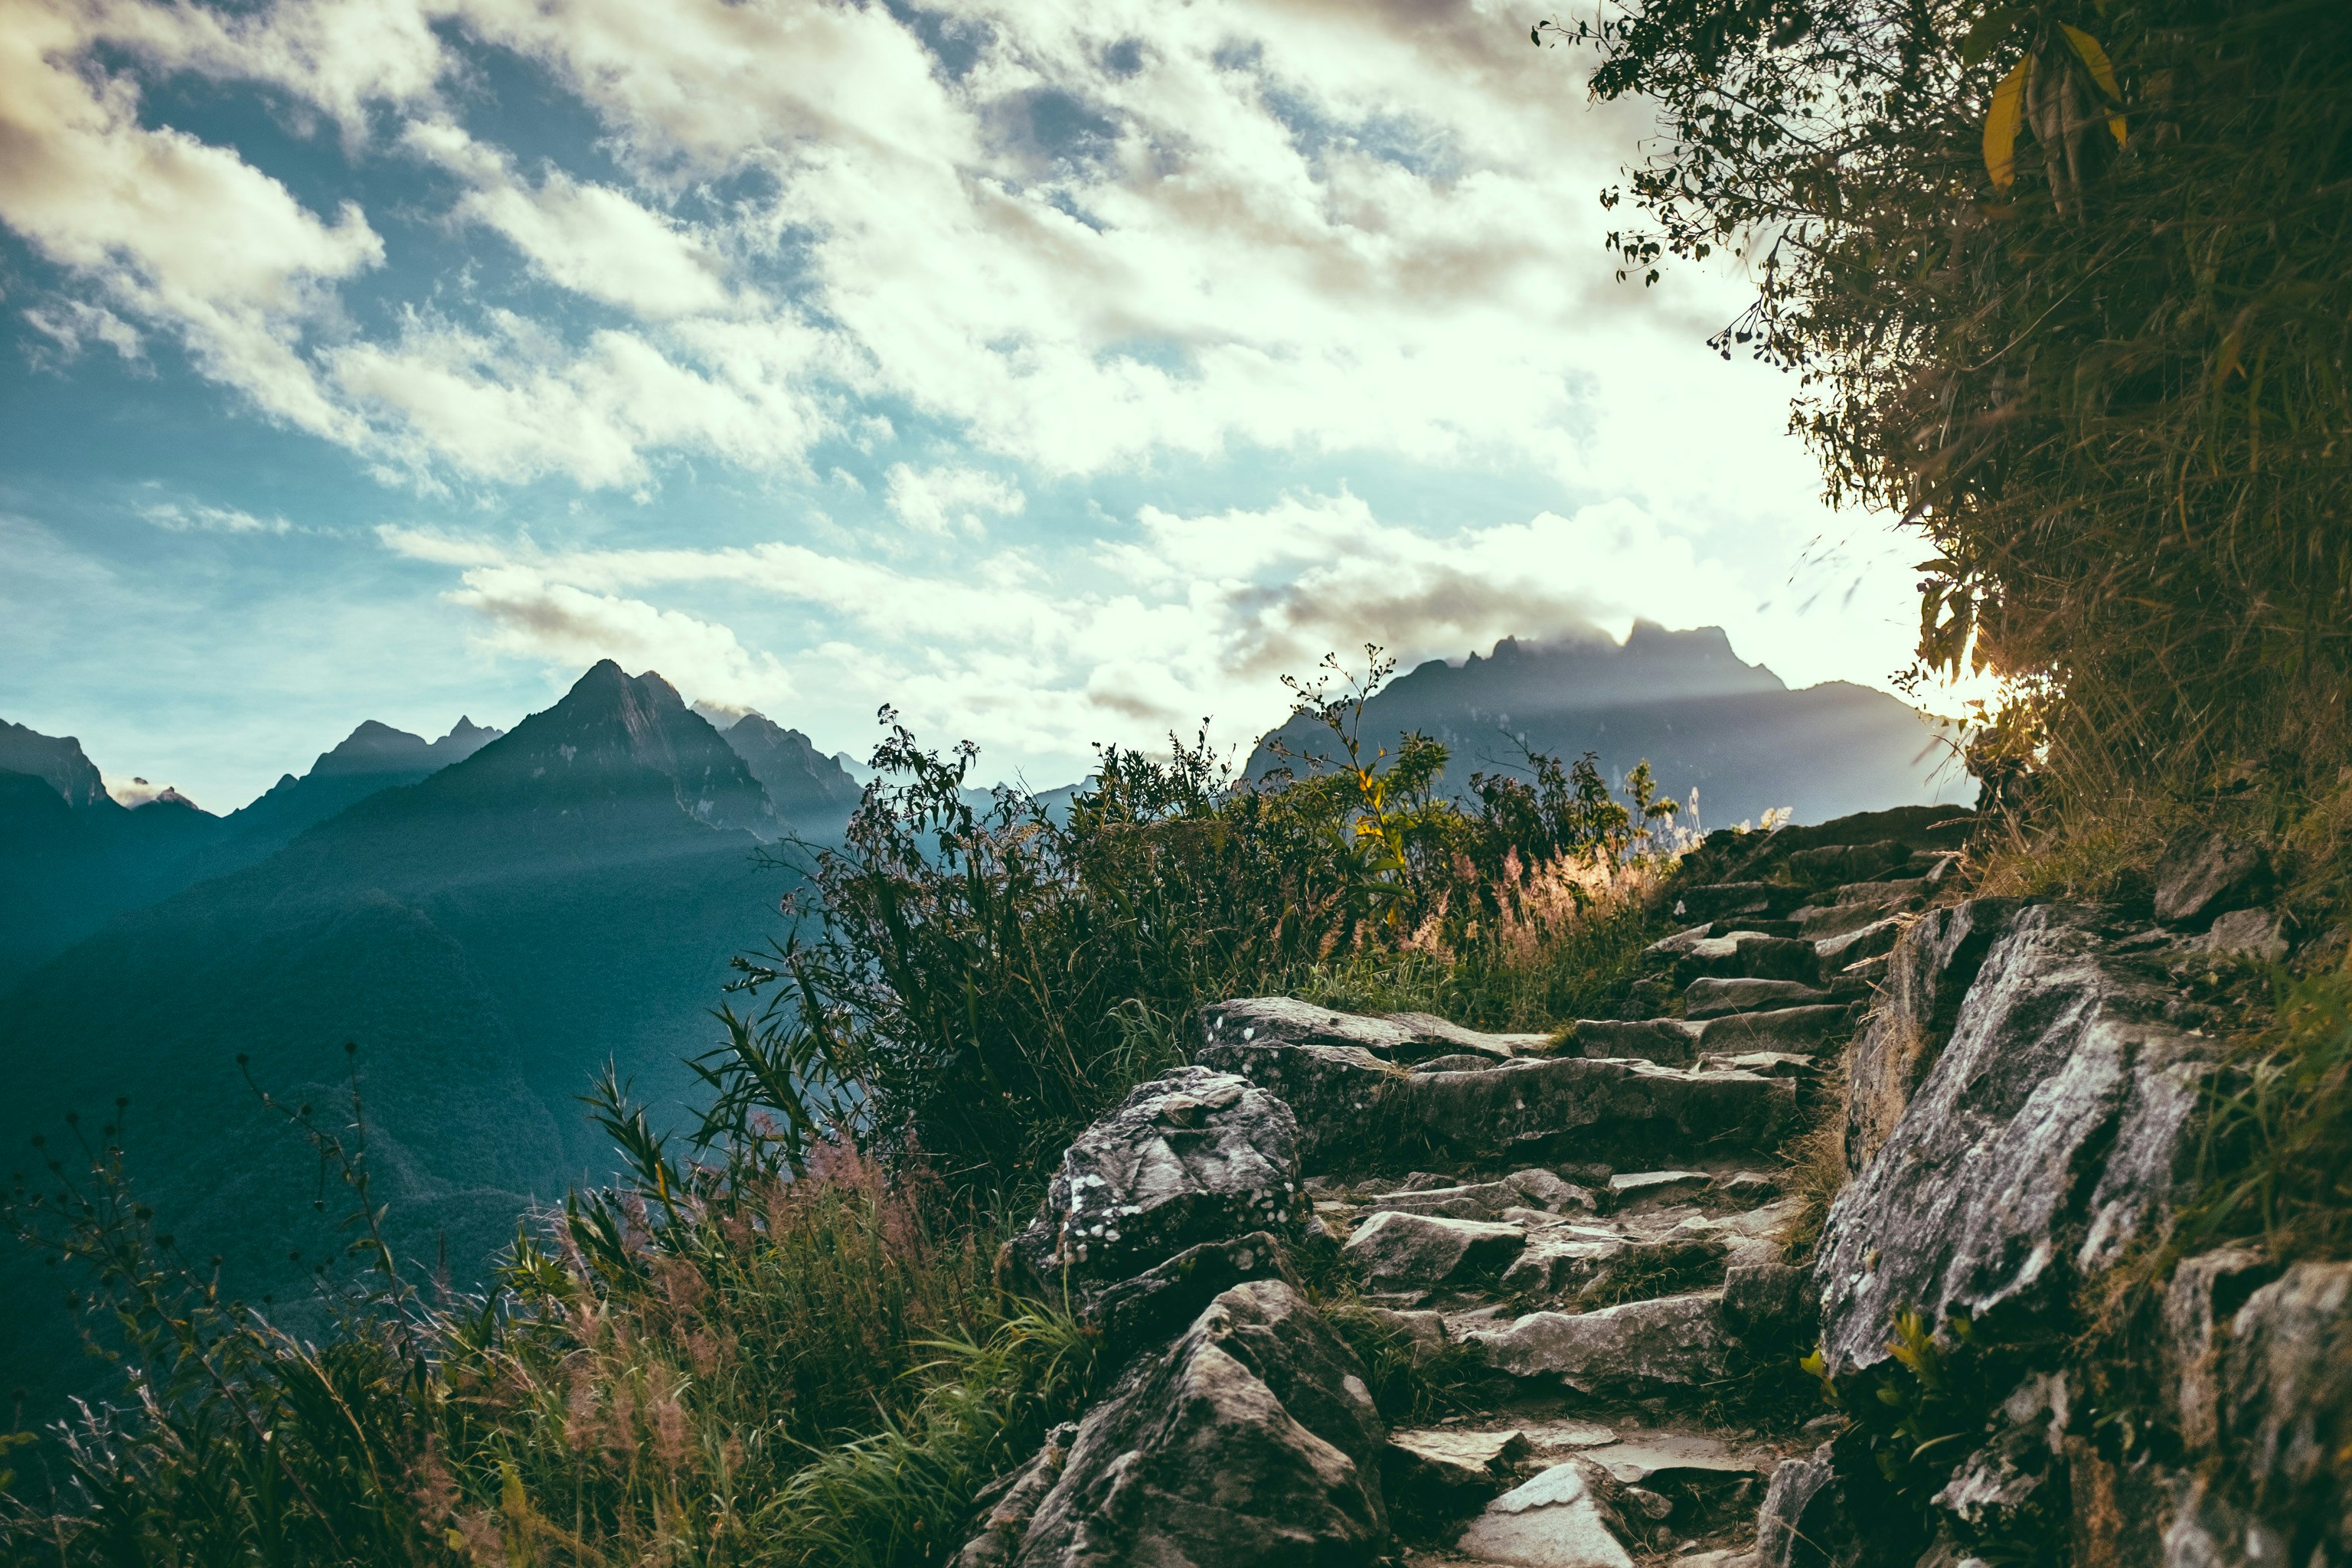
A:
2,1051,1093,1566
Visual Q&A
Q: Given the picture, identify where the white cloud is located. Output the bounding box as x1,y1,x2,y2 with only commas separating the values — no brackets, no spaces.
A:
0,0,1745,492
883,462,1025,536
21,298,145,364
441,563,794,711
378,487,1790,773
141,501,293,534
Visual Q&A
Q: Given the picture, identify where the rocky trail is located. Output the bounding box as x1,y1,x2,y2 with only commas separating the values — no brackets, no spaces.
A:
955,807,2348,1568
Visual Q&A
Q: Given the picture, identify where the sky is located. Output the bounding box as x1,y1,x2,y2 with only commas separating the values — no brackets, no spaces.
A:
0,0,1958,812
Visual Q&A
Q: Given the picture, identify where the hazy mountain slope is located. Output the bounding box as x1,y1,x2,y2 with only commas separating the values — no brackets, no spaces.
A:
0,664,795,1426
0,724,226,988
1248,624,1969,826
196,717,504,876
722,714,862,838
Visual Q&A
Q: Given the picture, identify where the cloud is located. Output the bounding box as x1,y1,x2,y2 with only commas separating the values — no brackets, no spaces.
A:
378,487,1762,769
0,0,1731,491
884,462,1025,536
441,563,794,710
21,298,145,365
140,501,293,534
0,0,382,440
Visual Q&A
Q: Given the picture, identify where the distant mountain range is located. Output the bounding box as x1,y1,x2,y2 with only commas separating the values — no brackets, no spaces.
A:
0,665,863,1426
0,626,1958,1429
1248,623,1970,827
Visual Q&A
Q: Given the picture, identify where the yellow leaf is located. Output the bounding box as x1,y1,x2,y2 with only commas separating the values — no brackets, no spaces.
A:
2060,24,2128,146
1983,57,2029,191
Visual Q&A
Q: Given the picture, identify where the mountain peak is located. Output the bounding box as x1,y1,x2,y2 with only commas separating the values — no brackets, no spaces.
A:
443,665,776,837
312,720,434,779
0,719,117,812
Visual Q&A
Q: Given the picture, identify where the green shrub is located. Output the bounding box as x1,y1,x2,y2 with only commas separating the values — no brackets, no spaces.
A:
735,655,1686,1190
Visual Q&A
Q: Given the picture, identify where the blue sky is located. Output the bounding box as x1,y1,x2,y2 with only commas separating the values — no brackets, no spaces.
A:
0,0,1956,811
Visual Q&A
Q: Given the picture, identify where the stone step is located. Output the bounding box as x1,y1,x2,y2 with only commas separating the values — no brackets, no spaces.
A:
1198,996,1549,1064
1788,893,1919,939
1674,881,1806,922
1200,1019,1797,1171
1567,1018,1703,1066
1681,978,1832,1019
1670,933,1822,986
1465,1290,1733,1393
1689,1003,1854,1053
1784,838,1912,884
1812,915,1906,969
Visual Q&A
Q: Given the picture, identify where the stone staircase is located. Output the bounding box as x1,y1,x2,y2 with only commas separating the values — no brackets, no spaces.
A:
950,805,1976,1568
1186,809,1969,1567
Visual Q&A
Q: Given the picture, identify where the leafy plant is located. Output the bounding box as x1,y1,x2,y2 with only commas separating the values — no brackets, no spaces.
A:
1540,0,2352,792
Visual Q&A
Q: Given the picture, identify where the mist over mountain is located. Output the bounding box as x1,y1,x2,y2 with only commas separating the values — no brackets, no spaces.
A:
721,714,863,838
0,665,794,1425
1249,623,1969,826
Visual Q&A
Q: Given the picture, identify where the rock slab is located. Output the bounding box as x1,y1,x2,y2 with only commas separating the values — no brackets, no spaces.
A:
1005,1279,1388,1566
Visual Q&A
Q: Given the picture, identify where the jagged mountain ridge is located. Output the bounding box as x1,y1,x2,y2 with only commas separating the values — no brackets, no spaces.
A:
0,664,798,1429
1248,622,1969,827
723,712,863,838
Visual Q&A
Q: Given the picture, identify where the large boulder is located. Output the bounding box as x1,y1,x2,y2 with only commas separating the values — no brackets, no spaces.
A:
1008,1067,1302,1286
1844,899,2021,1175
1817,904,2214,1374
999,1278,1389,1566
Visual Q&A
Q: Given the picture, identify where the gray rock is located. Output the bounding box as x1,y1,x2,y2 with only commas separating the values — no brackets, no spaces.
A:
1207,1021,1796,1170
1700,1050,1818,1079
1197,996,1539,1063
1008,1279,1387,1566
1716,1170,1783,1202
1467,1291,1733,1393
1844,900,2021,1176
1083,1231,1300,1359
1685,978,1833,1018
1814,916,1906,970
1454,1461,1637,1568
1382,1054,1796,1165
1643,923,1722,969
1720,1258,1818,1345
1345,1210,1525,1292
1418,1053,1505,1073
2201,905,2289,962
1675,933,1823,986
1385,1426,1530,1517
1507,1168,1598,1212
1008,1067,1302,1286
1787,840,1911,885
1501,1233,1626,1300
1680,881,1808,921
1793,894,1924,941
2153,832,2272,928
1754,1443,1834,1568
956,1423,1081,1568
1361,1305,1450,1355
1574,1018,1705,1066
1193,1033,1395,1168
1817,905,2214,1375
1697,1004,1854,1054
2163,1247,2274,1450
1608,1169,1713,1204
2213,1261,2352,1554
